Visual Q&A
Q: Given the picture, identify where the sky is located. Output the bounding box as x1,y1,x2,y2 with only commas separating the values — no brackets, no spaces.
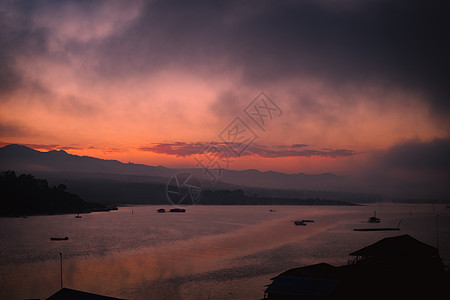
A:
0,0,449,197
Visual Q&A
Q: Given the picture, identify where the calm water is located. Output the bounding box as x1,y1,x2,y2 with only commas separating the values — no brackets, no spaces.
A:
0,204,449,299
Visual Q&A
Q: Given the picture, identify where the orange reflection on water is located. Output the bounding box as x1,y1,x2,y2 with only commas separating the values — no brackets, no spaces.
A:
0,208,345,299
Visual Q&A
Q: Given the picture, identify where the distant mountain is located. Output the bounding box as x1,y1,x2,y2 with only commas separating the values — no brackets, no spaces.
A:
0,144,379,204
1,144,444,203
0,144,348,191
0,144,172,177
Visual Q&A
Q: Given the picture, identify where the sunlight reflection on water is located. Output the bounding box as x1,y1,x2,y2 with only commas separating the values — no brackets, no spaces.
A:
0,204,448,299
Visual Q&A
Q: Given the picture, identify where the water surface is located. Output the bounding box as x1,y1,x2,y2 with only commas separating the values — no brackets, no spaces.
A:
0,204,448,299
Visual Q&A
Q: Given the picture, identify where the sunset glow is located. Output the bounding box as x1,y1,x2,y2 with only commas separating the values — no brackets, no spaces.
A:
1,2,450,300
1,0,449,180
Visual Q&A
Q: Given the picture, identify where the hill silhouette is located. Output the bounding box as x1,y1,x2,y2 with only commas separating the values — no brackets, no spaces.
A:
0,170,108,216
0,144,350,190
0,144,385,204
0,170,355,211
0,144,170,176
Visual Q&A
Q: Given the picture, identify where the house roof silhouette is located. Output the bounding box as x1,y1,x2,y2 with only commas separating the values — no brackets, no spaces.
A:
46,288,122,300
349,234,438,258
266,263,340,297
265,235,447,299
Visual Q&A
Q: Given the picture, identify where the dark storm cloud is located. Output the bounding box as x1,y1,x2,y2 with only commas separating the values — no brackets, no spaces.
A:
0,0,53,99
355,138,450,199
94,0,234,78
92,0,450,114
380,138,450,173
0,3,28,96
232,0,450,113
1,0,449,114
0,50,21,98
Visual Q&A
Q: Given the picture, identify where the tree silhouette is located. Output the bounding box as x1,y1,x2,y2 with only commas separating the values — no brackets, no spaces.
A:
0,171,106,216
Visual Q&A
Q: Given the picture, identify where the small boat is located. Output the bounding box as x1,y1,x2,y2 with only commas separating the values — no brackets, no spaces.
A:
75,214,82,218
294,220,306,226
353,228,400,231
302,219,314,223
368,210,380,223
368,217,380,223
355,219,402,232
170,208,186,213
157,208,166,213
50,237,69,241
269,209,276,212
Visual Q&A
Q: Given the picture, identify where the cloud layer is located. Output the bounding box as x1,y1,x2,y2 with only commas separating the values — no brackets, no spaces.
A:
139,142,357,158
2,0,450,110
0,0,449,198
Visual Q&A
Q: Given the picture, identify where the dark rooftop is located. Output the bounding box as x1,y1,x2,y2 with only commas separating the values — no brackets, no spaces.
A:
272,263,338,279
349,234,439,257
46,288,122,300
265,235,448,299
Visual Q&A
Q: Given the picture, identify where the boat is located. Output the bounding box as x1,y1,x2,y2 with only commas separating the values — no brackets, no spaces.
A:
50,237,69,241
353,228,400,231
170,208,186,213
354,219,402,232
157,208,166,213
75,214,82,218
294,220,306,226
368,217,381,223
302,219,314,223
368,210,381,223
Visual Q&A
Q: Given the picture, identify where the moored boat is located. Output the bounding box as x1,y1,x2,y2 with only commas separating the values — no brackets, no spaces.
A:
353,228,400,231
50,237,68,241
170,208,186,213
368,210,381,223
294,220,306,226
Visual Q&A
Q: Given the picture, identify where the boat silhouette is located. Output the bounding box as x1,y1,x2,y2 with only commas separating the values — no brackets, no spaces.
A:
170,208,186,212
50,237,68,241
368,210,381,223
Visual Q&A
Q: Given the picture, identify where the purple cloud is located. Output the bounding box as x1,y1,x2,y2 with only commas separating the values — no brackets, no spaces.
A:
139,142,357,158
